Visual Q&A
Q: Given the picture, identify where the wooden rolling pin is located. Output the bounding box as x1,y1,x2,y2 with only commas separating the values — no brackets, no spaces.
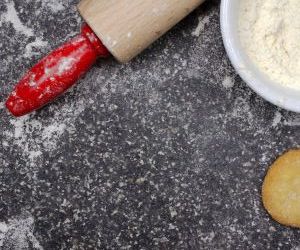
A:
6,0,205,117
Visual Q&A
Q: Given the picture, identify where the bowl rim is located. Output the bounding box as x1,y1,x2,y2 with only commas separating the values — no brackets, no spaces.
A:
220,0,300,113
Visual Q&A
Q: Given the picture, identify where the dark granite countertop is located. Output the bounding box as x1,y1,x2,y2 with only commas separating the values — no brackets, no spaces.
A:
1,0,300,249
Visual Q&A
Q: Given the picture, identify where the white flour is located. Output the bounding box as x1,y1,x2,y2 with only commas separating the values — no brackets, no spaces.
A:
0,1,49,58
0,213,43,249
239,0,300,89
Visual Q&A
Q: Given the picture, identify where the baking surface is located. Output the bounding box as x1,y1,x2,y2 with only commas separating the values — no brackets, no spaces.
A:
1,0,300,249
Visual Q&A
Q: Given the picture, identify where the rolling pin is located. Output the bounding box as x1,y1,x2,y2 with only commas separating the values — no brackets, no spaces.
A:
6,0,205,117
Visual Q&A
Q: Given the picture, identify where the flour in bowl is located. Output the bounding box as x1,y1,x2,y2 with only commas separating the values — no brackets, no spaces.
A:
239,0,300,89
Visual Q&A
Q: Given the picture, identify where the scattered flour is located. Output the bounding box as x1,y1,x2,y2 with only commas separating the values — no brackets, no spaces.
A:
0,213,43,249
169,207,178,218
198,231,215,244
271,111,282,128
0,1,48,58
283,116,300,127
24,38,48,58
4,98,86,168
44,0,65,12
1,1,33,37
231,97,254,123
192,14,212,37
222,75,235,89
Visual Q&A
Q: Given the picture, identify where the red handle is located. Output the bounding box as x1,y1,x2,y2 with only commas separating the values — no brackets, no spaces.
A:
6,24,110,117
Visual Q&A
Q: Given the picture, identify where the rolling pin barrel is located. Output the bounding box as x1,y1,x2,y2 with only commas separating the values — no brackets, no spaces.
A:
78,0,205,63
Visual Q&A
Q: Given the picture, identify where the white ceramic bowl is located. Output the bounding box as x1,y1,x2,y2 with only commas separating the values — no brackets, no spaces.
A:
220,0,300,112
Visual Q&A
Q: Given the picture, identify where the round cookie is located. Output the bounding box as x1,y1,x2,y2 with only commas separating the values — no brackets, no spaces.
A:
262,149,300,228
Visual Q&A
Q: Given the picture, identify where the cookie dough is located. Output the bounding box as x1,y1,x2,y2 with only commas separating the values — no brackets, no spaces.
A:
262,149,300,228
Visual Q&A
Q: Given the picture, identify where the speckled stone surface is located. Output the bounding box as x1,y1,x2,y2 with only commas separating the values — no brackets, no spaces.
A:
1,0,300,249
